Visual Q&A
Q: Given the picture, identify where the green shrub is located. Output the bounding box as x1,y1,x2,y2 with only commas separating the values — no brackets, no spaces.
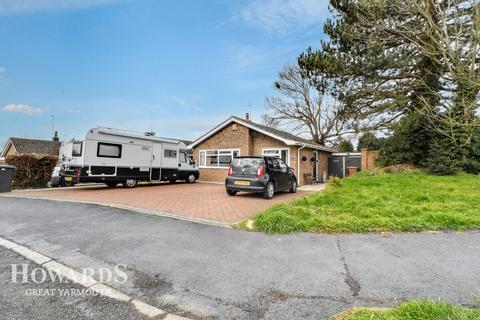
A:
377,112,432,168
327,176,342,187
6,154,58,189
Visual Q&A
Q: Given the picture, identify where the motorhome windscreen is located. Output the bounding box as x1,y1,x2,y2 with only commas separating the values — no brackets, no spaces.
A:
72,142,83,157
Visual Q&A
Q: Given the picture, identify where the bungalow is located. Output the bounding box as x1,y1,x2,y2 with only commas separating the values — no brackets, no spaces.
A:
1,132,61,158
188,114,335,186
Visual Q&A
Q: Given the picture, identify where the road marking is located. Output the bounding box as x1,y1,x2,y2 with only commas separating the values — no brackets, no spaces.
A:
0,238,19,249
42,261,98,287
90,283,131,302
11,245,52,265
131,299,166,318
0,236,190,319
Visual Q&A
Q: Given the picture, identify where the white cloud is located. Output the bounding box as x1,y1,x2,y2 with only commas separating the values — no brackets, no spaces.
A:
0,66,5,76
2,104,43,116
169,97,200,110
0,0,122,14
228,45,272,69
240,0,329,33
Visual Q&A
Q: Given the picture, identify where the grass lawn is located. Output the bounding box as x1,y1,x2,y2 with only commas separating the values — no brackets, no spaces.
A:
248,172,480,234
339,300,480,320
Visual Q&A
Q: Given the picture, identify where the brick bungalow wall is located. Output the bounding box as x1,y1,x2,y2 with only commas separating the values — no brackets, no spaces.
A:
192,122,329,186
4,144,16,156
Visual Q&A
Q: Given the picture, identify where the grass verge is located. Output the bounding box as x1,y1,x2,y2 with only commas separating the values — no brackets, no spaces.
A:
248,172,480,234
337,300,480,320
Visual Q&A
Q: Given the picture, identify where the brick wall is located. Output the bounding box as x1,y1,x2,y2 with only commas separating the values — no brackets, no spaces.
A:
361,149,380,170
5,144,16,156
193,122,252,183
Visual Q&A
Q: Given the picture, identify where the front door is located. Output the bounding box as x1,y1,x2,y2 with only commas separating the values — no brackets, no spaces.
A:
312,151,318,181
150,143,162,181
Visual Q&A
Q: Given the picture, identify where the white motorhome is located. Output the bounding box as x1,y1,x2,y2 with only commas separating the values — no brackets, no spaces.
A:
59,127,199,188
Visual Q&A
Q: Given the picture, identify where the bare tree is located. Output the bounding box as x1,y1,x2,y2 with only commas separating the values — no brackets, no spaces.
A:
264,64,351,145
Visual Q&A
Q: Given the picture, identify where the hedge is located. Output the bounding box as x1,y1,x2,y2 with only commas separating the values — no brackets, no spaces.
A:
5,154,58,189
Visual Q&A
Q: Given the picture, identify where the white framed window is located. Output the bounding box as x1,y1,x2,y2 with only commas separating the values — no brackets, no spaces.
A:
199,149,240,168
262,148,290,165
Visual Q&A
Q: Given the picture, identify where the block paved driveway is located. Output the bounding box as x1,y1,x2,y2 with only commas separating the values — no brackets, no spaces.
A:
10,182,310,224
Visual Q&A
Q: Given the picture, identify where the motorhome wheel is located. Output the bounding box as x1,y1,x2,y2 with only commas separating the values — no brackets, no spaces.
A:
123,178,138,188
187,174,196,183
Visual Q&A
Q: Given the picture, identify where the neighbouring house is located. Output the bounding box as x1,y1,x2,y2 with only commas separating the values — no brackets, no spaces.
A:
188,114,335,186
1,132,62,158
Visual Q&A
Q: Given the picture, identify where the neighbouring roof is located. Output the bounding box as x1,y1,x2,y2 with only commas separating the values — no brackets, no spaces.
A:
1,137,61,157
188,116,336,152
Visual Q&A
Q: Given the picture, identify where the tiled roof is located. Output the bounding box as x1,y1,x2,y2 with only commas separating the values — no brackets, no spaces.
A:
230,116,326,148
8,138,61,156
189,115,336,152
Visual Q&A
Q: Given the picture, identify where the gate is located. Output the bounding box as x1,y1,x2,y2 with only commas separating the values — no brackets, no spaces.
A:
328,153,361,178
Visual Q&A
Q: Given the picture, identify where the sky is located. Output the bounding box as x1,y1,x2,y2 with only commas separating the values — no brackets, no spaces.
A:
0,0,330,147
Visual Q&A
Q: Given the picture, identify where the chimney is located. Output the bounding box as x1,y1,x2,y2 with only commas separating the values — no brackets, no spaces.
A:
245,113,251,122
53,131,59,142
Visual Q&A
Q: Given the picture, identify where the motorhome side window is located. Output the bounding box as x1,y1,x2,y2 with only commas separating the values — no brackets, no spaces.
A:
97,143,122,158
72,142,83,157
164,149,177,158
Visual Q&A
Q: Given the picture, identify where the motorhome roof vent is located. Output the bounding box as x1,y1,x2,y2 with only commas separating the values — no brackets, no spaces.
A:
144,131,156,136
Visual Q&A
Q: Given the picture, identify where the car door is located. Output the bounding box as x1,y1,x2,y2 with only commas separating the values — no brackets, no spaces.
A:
268,158,285,190
276,158,291,190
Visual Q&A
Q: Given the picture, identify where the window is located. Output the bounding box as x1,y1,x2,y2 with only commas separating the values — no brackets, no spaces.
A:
199,149,240,168
262,148,290,165
278,159,288,172
179,152,190,163
164,149,177,158
97,143,122,158
72,142,83,157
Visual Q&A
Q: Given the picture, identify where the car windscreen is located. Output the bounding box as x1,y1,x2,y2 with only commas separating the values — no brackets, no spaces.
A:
232,158,263,175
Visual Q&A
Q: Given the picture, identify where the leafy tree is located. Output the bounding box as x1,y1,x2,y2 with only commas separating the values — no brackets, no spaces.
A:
299,0,480,173
263,64,351,145
338,139,354,152
357,132,385,151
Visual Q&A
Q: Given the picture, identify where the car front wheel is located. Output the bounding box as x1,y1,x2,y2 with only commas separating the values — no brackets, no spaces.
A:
263,182,275,199
226,190,237,196
290,180,297,193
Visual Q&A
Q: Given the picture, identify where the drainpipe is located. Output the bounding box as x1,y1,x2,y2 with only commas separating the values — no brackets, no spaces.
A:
297,143,306,185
